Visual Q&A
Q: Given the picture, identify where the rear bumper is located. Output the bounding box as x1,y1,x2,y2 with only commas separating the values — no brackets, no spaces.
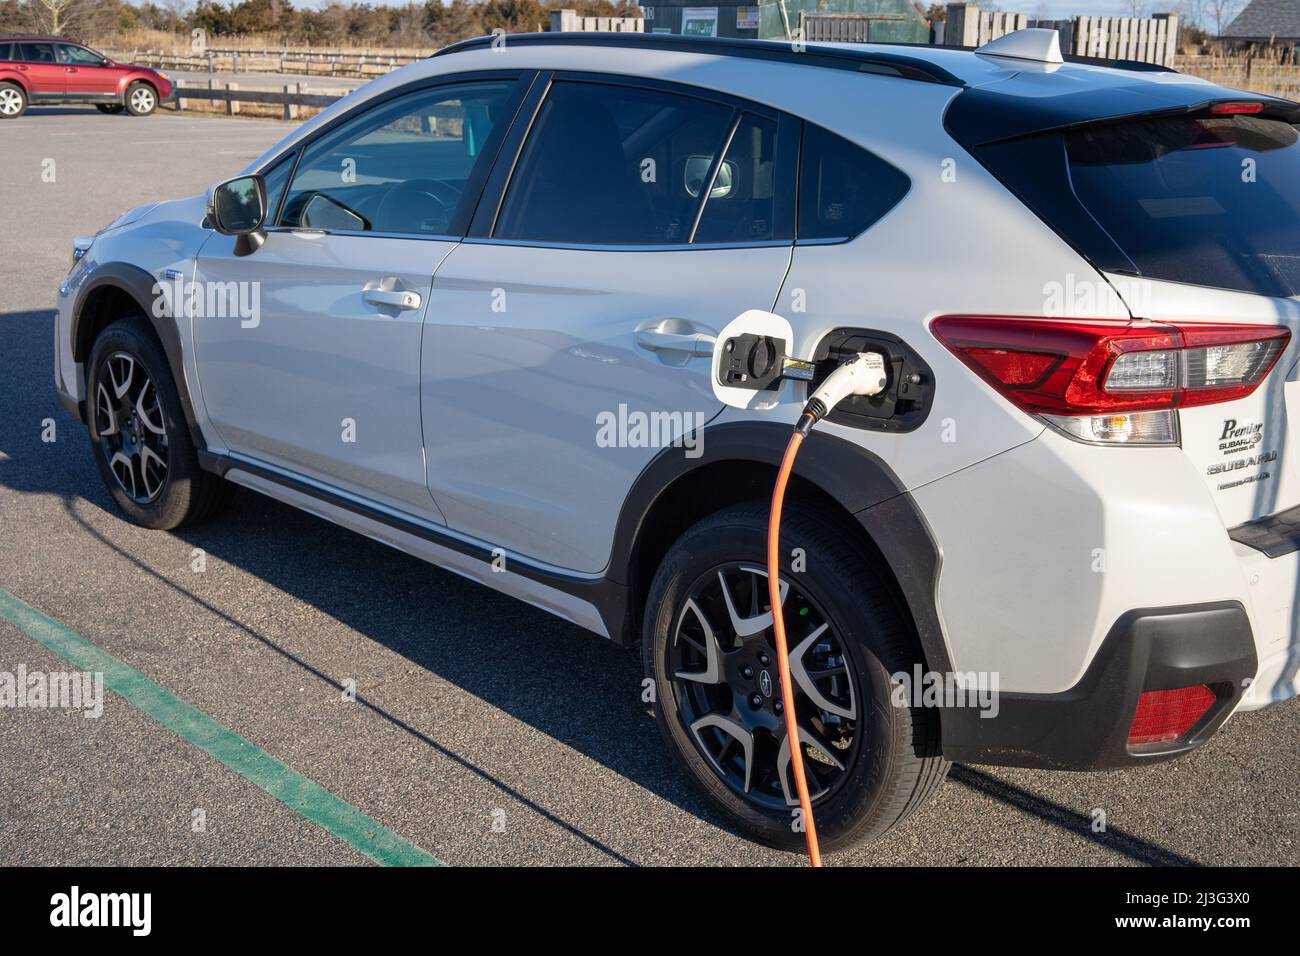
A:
942,601,1257,770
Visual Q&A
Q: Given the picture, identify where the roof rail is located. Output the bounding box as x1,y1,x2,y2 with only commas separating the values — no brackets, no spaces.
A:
431,32,967,87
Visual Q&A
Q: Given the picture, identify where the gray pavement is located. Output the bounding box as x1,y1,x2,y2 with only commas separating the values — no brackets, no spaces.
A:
0,109,1296,867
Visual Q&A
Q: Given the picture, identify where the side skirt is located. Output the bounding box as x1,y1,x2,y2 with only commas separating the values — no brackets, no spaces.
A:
198,451,631,643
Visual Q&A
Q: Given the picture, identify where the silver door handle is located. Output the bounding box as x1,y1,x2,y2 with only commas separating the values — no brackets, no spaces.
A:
364,288,421,311
635,327,716,357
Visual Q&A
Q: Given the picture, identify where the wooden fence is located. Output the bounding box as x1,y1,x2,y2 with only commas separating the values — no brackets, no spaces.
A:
1177,53,1300,100
171,82,348,120
943,3,1179,66
106,47,426,79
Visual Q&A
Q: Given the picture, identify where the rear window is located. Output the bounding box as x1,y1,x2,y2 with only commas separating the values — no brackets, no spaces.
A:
1065,115,1300,297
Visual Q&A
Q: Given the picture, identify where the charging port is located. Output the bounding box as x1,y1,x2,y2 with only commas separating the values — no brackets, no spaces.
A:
809,329,935,432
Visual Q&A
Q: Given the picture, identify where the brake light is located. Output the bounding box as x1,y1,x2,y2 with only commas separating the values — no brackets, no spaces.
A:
1128,686,1217,746
931,317,1289,416
1209,101,1265,115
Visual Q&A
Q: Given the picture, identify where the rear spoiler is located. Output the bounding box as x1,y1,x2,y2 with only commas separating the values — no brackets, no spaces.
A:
946,78,1300,147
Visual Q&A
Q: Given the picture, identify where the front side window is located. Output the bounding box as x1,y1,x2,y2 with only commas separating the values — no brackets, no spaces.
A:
17,43,56,64
260,152,297,224
56,44,103,66
279,79,517,236
494,80,738,245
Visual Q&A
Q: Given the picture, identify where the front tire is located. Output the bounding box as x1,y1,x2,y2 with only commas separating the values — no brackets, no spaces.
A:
86,316,231,529
643,502,948,853
125,82,157,116
0,82,26,119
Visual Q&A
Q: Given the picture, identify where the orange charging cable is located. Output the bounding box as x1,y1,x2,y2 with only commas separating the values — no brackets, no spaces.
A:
767,427,822,867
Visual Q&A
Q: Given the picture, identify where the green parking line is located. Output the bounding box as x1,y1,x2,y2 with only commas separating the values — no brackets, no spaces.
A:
0,588,442,867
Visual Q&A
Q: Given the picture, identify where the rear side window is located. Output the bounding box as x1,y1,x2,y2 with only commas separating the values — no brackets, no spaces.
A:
0,44,13,62
798,124,910,241
494,80,736,245
18,43,56,63
1064,115,1300,297
693,113,784,244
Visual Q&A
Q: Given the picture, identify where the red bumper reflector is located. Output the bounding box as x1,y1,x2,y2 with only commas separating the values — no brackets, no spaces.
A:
1128,686,1217,746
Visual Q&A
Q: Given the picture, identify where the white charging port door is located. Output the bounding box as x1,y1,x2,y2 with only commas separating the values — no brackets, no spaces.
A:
711,309,795,410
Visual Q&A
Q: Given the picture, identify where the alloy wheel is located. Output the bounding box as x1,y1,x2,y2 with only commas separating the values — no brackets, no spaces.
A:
94,352,169,504
130,87,155,113
0,87,23,116
668,563,860,810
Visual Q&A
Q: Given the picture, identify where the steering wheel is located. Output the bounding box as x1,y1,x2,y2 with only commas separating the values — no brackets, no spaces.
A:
374,179,462,235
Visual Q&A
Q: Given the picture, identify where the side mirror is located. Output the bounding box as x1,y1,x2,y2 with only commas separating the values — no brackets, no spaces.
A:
208,174,267,255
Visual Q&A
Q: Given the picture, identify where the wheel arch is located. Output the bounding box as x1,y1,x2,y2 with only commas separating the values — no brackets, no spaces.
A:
72,263,206,450
121,75,157,98
610,421,952,676
0,73,29,94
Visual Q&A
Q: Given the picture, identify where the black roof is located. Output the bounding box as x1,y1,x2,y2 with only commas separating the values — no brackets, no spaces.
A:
433,32,967,87
1224,0,1300,41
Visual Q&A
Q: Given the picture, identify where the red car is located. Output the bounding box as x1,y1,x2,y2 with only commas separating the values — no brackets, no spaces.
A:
0,36,173,119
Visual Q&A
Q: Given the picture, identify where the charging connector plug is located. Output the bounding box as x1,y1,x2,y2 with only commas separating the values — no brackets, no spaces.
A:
795,352,890,434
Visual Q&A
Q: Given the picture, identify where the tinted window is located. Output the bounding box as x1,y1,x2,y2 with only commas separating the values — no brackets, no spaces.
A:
281,79,516,236
0,44,13,62
494,81,735,245
693,113,785,244
56,44,103,66
18,43,56,63
1065,115,1300,297
798,124,910,241
262,152,297,225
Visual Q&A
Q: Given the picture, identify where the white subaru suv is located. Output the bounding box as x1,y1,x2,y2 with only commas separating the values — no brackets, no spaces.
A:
54,30,1300,852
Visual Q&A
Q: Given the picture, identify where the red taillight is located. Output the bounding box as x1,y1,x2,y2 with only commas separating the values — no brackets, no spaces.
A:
931,316,1290,415
1128,686,1217,746
1209,101,1265,115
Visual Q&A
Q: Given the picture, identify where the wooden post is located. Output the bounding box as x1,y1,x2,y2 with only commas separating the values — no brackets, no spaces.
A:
226,81,239,116
284,83,300,121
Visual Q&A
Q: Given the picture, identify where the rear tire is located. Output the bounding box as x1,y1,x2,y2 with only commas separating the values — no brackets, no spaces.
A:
643,501,949,853
125,82,157,116
0,82,26,119
86,316,232,529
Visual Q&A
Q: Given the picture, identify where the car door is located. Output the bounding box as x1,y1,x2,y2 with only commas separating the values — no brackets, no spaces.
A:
193,73,528,518
14,42,64,97
56,43,117,96
421,74,798,573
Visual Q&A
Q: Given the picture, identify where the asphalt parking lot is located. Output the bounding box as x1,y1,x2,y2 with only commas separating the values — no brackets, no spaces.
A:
0,106,1296,867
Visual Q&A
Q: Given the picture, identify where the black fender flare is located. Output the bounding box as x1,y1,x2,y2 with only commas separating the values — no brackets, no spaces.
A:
609,420,951,675
71,261,207,450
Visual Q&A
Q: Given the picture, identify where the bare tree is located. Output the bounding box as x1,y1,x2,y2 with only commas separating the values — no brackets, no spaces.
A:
1207,0,1245,35
31,0,83,35
1126,0,1151,18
